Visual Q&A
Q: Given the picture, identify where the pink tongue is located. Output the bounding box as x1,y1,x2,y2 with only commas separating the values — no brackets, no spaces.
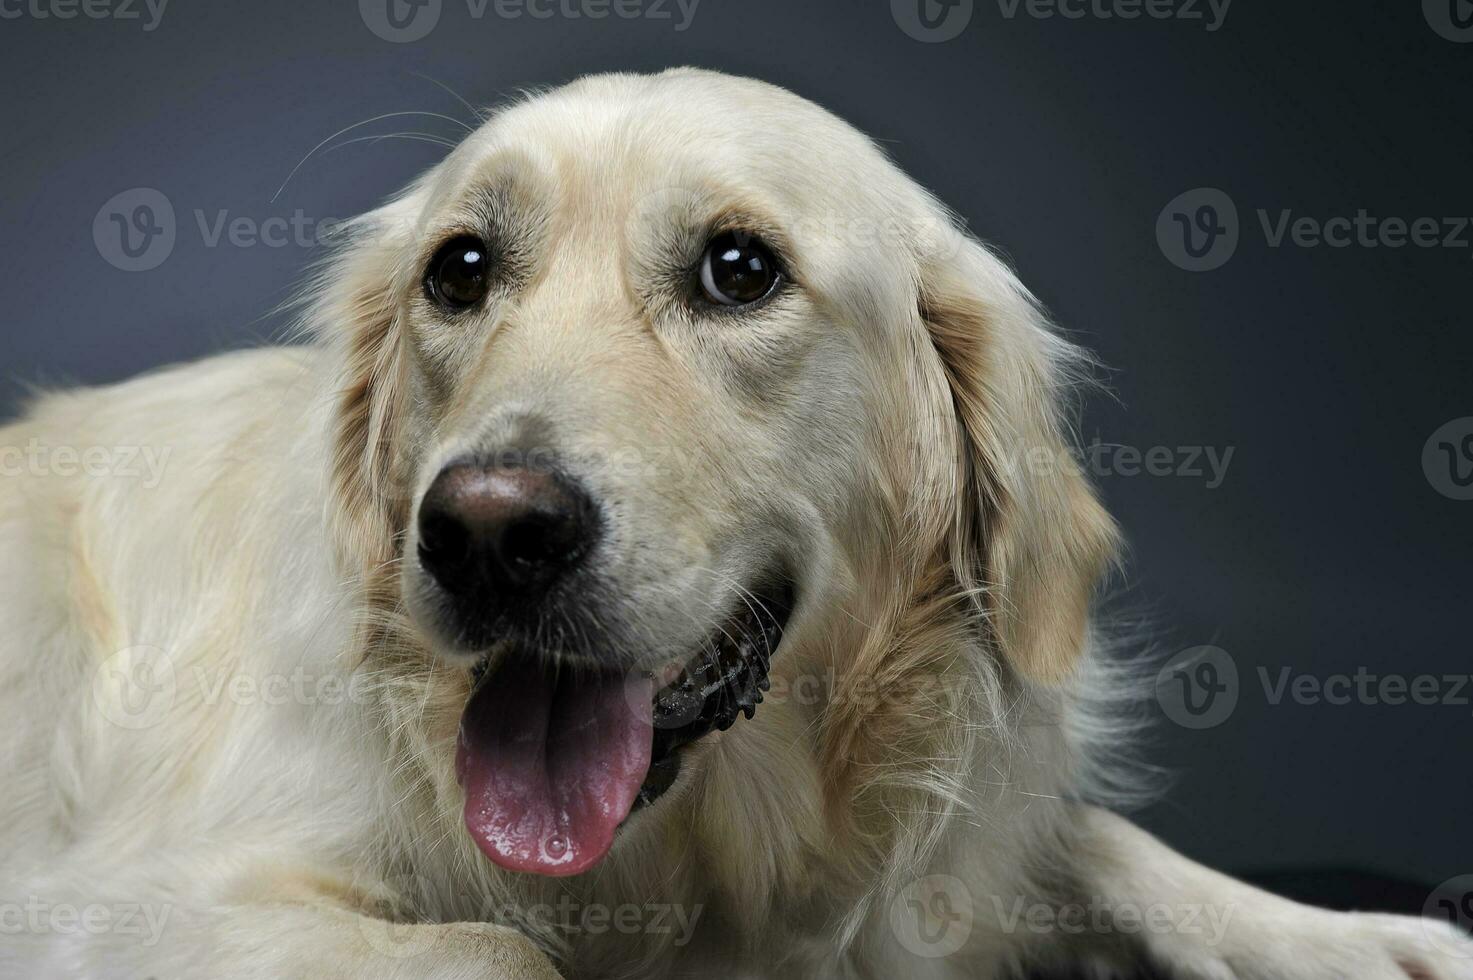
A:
456,660,653,877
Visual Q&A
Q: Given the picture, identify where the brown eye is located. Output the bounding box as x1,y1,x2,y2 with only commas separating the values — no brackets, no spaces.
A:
425,235,491,311
698,231,781,307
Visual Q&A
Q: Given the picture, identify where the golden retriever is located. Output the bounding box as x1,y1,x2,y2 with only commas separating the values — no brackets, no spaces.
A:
1,68,1467,979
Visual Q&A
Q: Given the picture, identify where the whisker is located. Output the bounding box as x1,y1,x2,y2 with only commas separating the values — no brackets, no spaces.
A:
324,133,459,154
271,110,470,202
410,71,488,126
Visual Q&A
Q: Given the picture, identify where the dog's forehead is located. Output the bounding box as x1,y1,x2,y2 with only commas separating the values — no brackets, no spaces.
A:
447,71,887,218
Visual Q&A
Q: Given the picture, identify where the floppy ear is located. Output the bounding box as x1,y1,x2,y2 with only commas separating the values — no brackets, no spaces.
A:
304,203,419,585
920,239,1118,685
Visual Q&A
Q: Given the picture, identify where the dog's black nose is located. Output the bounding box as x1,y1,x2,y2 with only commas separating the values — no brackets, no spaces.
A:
417,462,598,603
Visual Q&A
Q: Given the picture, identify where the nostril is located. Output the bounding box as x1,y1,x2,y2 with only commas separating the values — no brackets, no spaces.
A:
495,501,590,588
500,515,560,573
419,509,473,572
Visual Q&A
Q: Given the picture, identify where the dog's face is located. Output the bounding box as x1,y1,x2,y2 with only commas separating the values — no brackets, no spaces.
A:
321,70,1115,883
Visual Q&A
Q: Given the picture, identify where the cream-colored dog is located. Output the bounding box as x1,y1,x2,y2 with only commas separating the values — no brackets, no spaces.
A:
1,69,1466,979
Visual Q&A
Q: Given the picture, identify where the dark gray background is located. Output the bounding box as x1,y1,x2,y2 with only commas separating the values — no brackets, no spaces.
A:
1,1,1468,888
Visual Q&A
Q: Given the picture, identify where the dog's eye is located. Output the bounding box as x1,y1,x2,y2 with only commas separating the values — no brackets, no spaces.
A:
425,235,492,311
698,231,781,307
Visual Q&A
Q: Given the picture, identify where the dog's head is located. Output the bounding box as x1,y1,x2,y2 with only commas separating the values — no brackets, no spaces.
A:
314,69,1115,885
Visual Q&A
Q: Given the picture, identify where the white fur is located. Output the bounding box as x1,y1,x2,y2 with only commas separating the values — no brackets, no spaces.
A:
1,69,1468,979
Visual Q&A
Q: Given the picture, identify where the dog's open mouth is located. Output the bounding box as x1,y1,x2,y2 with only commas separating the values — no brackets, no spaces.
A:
455,580,794,877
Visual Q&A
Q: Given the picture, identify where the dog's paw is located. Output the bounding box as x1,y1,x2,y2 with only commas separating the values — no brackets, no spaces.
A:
1343,914,1473,980
356,920,563,980
1144,907,1473,980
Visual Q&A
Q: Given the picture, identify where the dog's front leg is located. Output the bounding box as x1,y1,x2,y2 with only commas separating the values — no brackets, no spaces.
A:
1053,807,1473,979
0,899,563,980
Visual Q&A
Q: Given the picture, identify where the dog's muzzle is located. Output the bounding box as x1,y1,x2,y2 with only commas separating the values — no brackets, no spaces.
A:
415,458,795,878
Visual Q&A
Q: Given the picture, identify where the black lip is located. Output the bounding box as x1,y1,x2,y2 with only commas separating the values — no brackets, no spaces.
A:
634,579,795,809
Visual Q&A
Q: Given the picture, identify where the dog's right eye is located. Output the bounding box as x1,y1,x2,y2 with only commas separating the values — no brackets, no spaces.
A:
425,235,492,311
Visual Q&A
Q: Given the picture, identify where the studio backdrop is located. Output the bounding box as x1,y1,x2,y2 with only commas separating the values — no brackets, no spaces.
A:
1,0,1468,893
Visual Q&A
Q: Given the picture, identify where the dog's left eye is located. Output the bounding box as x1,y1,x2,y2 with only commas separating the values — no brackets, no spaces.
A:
425,235,492,311
698,231,782,307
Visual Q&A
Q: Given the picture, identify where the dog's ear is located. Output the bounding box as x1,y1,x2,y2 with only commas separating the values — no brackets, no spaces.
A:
920,238,1118,685
305,202,420,583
